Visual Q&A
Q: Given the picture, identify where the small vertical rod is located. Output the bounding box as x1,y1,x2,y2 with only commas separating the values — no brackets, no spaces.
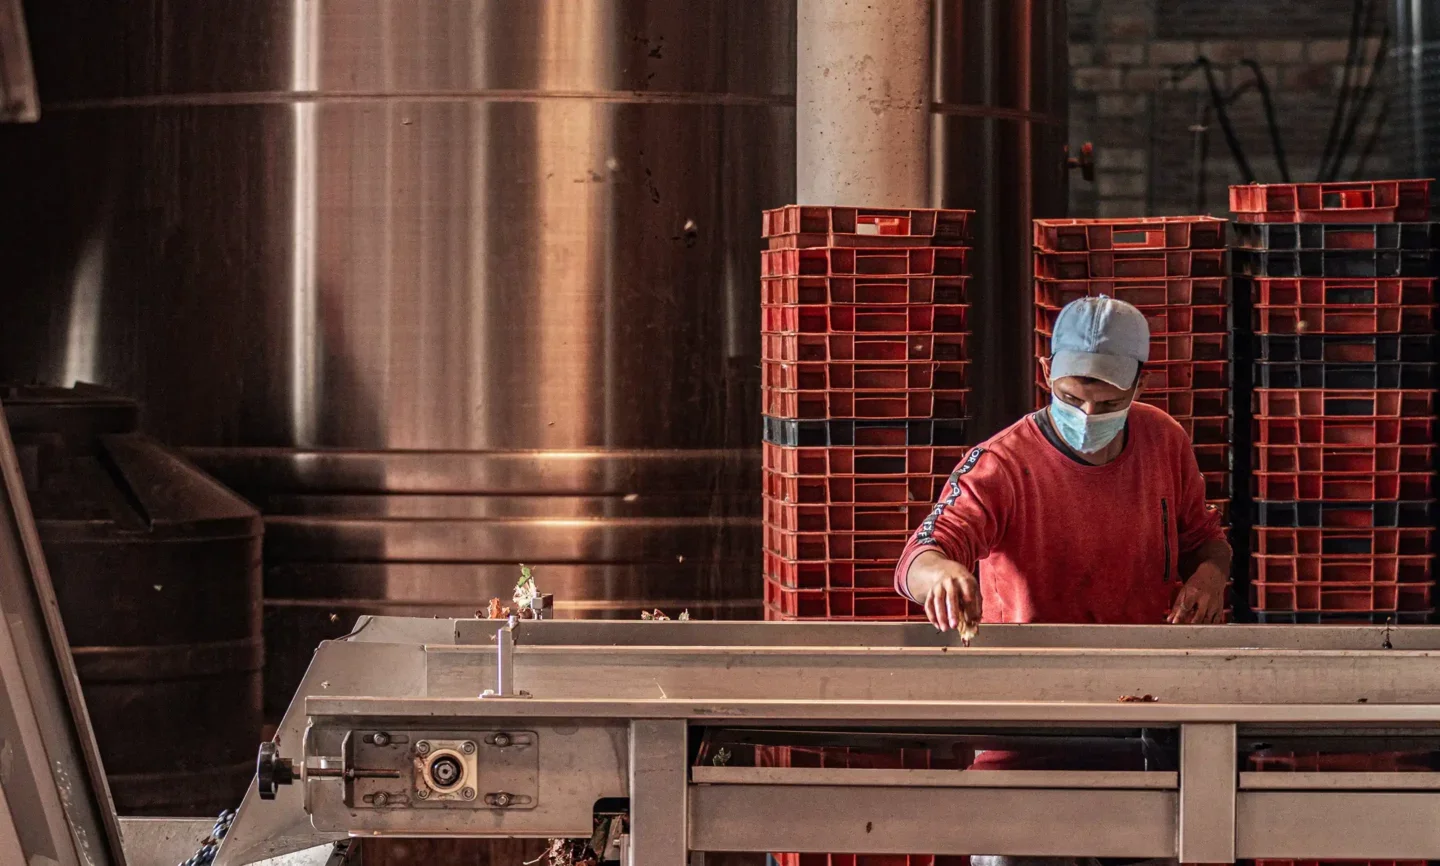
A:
495,616,516,697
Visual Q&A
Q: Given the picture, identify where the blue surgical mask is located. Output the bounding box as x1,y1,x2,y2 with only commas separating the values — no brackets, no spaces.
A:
1049,394,1129,454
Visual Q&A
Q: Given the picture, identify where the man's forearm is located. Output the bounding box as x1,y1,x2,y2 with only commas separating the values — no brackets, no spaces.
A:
904,549,952,602
1182,538,1232,580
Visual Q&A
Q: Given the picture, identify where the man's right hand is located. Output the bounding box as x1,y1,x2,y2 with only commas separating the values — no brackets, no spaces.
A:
906,550,982,634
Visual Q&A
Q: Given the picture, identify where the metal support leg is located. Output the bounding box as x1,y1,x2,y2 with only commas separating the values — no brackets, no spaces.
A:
629,720,688,866
495,617,515,696
1179,723,1237,864
483,616,528,698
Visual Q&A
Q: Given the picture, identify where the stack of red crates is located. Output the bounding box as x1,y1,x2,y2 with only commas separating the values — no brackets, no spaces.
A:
1232,179,1437,625
759,208,977,863
761,205,975,623
1031,217,1234,531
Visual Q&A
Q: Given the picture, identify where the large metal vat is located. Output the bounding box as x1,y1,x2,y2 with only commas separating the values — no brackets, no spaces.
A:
6,385,263,817
0,1,1067,724
1395,0,1440,193
1,0,793,718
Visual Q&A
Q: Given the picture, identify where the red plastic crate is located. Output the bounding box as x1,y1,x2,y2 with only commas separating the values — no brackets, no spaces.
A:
771,854,969,866
1033,216,1227,252
764,276,969,306
1253,389,1435,419
765,578,923,621
767,233,964,250
1249,581,1433,613
765,469,938,505
1035,331,1227,362
1033,249,1227,280
1254,303,1436,335
1254,471,1434,502
1230,179,1432,223
765,498,933,534
1175,416,1231,444
763,304,970,335
1255,860,1424,865
1254,416,1435,446
1248,751,1434,773
1252,554,1434,585
763,204,974,242
764,550,907,591
1204,471,1231,499
763,443,969,476
1036,303,1227,337
765,333,970,363
1208,499,1231,525
763,247,970,278
1033,276,1229,307
1248,276,1437,307
1253,527,1435,557
1193,445,1230,474
1142,360,1230,391
759,744,968,771
1135,388,1232,417
764,523,911,562
1032,358,1228,392
764,360,971,392
763,388,969,420
1153,332,1229,361
1255,444,1437,474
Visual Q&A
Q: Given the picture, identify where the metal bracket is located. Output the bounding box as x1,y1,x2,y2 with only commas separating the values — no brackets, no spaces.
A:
481,616,531,698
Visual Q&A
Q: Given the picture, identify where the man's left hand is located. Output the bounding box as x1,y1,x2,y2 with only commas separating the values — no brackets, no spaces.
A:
1168,563,1226,624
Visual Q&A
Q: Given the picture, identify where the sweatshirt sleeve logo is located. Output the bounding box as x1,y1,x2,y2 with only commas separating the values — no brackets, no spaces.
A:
916,447,985,546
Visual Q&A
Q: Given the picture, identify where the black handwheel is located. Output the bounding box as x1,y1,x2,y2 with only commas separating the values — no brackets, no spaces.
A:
256,741,295,800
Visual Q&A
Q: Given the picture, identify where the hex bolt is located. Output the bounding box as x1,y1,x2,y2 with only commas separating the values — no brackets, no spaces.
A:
416,789,430,800
462,787,477,801
373,792,389,807
372,732,391,747
462,741,476,754
415,741,431,756
492,733,512,748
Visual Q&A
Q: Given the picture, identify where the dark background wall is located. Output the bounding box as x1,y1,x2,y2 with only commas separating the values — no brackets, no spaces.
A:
1069,0,1392,216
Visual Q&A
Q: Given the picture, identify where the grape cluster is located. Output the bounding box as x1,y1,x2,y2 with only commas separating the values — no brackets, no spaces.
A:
178,808,235,866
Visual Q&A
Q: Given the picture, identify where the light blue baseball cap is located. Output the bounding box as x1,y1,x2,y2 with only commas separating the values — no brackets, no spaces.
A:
1050,296,1151,389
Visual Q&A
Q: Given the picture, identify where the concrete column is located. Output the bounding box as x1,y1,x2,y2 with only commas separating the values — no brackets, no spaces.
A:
796,0,931,207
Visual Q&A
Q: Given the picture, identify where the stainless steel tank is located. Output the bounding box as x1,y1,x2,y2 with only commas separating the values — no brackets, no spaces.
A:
1394,0,1440,192
0,1,1067,723
0,0,795,717
6,385,263,817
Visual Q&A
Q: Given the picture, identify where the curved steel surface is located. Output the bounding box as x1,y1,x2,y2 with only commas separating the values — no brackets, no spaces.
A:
0,0,793,688
934,0,1070,436
4,0,795,451
1393,0,1440,186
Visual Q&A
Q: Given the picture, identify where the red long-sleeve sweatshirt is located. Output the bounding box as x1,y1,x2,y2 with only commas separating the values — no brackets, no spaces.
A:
894,402,1225,624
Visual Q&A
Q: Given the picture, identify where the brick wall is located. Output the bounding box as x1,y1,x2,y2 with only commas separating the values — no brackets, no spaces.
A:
1069,0,1391,217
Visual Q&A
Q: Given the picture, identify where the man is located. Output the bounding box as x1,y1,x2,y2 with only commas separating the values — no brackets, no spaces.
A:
893,295,1230,866
896,294,1231,634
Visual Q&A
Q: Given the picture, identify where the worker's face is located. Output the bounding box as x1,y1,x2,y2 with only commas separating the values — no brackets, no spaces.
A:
1042,358,1140,415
